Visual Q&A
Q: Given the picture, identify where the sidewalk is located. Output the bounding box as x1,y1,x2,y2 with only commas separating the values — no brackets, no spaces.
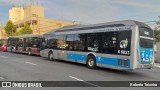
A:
153,63,160,69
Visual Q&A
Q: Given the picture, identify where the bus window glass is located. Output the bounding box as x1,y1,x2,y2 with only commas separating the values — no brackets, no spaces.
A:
8,38,19,47
139,27,153,48
86,33,100,52
117,30,132,56
41,38,47,50
102,32,117,54
74,34,86,51
140,38,153,48
26,38,33,47
33,38,41,48
139,27,153,38
56,35,66,49
66,34,74,50
48,35,57,49
18,39,23,47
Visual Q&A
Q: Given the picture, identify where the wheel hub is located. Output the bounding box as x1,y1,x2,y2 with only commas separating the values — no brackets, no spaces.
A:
88,59,94,66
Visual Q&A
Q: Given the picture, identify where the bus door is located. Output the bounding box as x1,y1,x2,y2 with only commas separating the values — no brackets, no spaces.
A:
56,35,68,60
100,32,118,67
100,31,131,68
23,38,26,52
40,38,46,50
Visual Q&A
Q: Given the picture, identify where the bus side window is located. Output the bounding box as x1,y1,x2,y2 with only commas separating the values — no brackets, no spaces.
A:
86,33,100,52
102,32,117,54
66,34,74,50
56,35,66,49
41,39,47,50
74,34,86,51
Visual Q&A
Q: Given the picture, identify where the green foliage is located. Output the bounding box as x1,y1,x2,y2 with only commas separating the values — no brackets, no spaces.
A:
12,32,20,36
4,20,16,36
20,24,32,35
154,26,160,43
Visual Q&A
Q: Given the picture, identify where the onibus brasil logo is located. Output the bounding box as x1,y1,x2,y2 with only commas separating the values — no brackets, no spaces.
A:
120,38,128,49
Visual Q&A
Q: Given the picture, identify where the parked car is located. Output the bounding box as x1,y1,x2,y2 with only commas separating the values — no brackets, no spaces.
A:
0,44,8,52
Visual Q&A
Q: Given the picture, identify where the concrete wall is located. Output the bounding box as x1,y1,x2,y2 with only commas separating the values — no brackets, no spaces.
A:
155,42,160,63
9,7,25,23
24,5,44,19
13,17,76,35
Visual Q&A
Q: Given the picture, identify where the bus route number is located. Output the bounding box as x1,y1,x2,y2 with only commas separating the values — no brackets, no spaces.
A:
118,50,130,55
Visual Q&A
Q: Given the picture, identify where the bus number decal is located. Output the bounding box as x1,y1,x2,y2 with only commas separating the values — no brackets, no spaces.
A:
117,30,131,56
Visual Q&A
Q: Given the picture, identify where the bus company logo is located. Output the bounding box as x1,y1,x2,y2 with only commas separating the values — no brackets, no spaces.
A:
2,82,11,87
120,38,128,49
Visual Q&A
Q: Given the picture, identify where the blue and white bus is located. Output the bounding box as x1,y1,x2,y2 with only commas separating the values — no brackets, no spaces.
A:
40,20,154,70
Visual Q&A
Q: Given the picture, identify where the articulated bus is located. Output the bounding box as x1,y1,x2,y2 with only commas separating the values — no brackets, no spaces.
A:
7,36,19,52
40,20,154,70
8,34,44,55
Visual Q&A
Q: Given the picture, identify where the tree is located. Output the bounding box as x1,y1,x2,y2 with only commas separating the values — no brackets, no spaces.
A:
4,20,16,36
13,32,20,36
154,26,160,43
20,24,32,35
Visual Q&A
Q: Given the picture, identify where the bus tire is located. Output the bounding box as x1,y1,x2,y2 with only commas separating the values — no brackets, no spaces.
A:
28,49,32,56
48,51,54,61
86,56,97,69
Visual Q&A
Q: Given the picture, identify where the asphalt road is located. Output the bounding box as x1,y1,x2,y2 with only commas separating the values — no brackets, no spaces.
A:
0,52,160,90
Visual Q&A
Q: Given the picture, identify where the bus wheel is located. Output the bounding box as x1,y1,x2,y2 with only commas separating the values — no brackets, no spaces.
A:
28,49,32,56
48,51,54,61
87,56,96,69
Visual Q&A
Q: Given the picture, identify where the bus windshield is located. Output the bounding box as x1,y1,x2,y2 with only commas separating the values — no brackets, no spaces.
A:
139,27,153,48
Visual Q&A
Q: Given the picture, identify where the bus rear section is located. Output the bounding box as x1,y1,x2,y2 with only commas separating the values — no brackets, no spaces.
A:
7,37,19,52
135,26,154,69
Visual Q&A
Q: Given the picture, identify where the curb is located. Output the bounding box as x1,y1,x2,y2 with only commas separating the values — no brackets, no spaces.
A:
153,63,160,69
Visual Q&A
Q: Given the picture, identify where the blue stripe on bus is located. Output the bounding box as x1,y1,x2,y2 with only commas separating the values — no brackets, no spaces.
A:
100,57,118,66
68,54,86,61
96,56,130,68
67,53,130,68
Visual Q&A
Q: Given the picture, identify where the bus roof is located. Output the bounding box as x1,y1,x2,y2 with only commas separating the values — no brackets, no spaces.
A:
19,34,43,38
44,20,151,35
9,34,43,38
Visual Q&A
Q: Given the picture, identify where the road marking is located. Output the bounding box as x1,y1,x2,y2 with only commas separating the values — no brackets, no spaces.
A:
25,62,37,66
0,56,8,59
69,76,100,87
0,77,5,80
69,76,84,81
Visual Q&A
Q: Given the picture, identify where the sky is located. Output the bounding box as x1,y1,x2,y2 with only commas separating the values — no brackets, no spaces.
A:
0,0,160,26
